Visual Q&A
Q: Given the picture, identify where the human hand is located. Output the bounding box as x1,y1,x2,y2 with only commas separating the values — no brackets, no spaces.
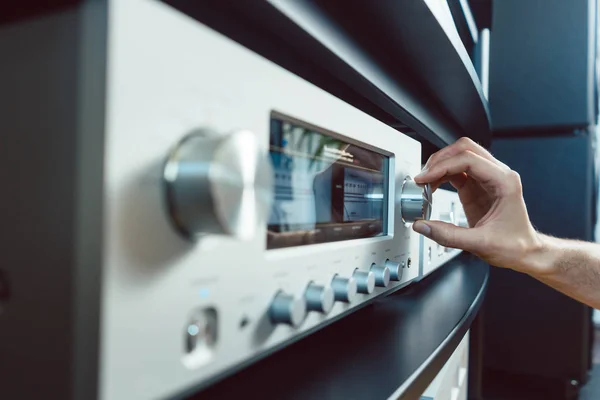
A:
412,138,544,274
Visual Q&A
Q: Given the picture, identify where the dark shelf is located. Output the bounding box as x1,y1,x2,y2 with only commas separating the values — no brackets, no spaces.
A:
299,0,491,148
163,0,491,151
182,255,489,400
448,0,478,56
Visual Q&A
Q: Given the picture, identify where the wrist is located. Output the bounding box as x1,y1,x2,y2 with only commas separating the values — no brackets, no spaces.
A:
518,232,560,277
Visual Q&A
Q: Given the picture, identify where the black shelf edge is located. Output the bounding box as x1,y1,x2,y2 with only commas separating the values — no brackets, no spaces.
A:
389,256,489,399
448,0,479,55
163,0,491,150
181,255,490,400
299,0,491,148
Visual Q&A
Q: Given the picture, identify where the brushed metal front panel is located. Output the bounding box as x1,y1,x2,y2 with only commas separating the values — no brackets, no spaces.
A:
102,1,423,399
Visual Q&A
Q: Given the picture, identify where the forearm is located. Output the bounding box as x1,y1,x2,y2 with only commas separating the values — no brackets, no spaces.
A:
524,234,600,309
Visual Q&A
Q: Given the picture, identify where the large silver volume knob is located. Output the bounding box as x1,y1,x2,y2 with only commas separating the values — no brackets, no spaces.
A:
269,292,307,328
305,283,335,314
400,176,432,223
163,129,273,240
331,276,358,303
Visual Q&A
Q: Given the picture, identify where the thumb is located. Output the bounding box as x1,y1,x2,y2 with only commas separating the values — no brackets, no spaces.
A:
412,220,478,252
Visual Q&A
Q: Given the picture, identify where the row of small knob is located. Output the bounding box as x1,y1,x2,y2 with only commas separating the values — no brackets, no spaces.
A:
269,260,405,328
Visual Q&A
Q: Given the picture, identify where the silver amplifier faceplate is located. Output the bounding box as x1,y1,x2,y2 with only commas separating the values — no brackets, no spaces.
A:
419,189,466,280
102,1,423,399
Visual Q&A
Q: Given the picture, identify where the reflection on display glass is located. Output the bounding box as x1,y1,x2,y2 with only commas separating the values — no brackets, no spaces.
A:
267,112,389,250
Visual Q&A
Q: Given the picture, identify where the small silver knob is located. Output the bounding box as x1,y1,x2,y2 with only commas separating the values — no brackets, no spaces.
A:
163,129,273,240
305,283,335,314
385,260,404,281
457,213,469,228
400,176,432,223
331,276,358,303
439,212,455,224
440,201,457,225
370,264,391,287
353,270,375,294
269,292,306,328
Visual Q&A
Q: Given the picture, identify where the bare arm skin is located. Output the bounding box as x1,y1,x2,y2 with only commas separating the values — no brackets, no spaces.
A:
412,137,600,309
528,235,600,308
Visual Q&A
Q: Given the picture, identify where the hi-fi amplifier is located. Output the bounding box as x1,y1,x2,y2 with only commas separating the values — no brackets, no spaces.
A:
97,1,432,399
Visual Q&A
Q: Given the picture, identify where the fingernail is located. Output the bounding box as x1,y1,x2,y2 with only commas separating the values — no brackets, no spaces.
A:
413,221,431,236
414,168,428,179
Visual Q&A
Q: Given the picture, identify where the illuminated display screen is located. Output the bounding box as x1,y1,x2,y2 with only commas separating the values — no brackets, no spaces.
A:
267,113,389,249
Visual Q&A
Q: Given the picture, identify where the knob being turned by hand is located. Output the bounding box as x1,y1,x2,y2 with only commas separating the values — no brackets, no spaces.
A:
412,137,540,275
400,177,432,223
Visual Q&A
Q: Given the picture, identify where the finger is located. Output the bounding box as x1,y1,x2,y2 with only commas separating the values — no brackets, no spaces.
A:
414,150,506,191
413,220,480,252
429,173,469,192
448,173,469,189
424,137,505,171
424,137,498,168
